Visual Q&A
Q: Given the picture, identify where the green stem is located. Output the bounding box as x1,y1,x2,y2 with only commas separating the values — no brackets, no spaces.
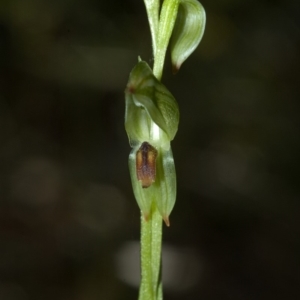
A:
151,206,163,299
139,210,154,299
143,0,160,56
153,0,179,81
139,204,163,300
139,1,179,299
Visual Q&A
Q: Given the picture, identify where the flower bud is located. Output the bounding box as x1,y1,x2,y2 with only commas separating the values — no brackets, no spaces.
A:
170,0,206,73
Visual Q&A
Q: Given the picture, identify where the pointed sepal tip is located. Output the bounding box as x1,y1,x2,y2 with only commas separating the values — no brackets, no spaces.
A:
163,216,170,227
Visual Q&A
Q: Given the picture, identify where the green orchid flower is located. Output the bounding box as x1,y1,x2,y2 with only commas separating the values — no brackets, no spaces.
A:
125,60,179,225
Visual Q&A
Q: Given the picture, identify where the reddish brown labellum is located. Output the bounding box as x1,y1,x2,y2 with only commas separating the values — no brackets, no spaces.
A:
136,142,158,188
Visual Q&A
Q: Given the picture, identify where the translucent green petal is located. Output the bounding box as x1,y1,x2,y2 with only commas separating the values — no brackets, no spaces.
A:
125,61,179,145
154,147,176,226
128,146,153,219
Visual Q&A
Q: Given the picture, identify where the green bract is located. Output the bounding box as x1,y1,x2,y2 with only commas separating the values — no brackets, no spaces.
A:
170,0,206,73
125,60,179,224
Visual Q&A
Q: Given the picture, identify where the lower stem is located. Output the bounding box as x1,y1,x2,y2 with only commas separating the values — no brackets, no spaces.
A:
139,203,163,300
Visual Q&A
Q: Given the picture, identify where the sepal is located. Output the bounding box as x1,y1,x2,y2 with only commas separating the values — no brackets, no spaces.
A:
125,61,179,148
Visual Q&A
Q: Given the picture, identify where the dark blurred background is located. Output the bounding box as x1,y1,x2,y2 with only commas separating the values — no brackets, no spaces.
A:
0,0,299,299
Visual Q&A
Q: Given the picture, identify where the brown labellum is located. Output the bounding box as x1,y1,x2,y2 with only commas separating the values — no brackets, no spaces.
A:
136,142,158,188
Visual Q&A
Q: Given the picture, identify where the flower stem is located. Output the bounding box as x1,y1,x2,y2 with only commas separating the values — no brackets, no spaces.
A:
153,0,179,81
143,0,159,56
139,203,163,300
